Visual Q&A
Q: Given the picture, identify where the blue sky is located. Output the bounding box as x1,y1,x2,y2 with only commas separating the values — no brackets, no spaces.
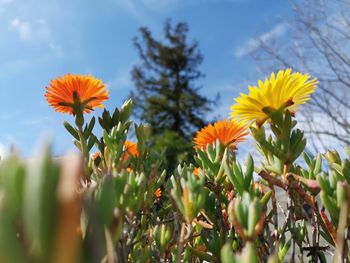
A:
0,0,292,157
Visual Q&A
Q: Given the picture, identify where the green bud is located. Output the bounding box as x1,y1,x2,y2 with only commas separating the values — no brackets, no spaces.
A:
74,109,84,127
120,99,133,123
323,150,341,164
221,243,236,263
244,154,254,189
242,242,258,263
247,201,258,237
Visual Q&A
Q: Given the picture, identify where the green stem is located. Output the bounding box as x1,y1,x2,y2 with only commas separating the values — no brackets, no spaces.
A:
177,222,186,263
285,165,296,263
270,184,278,246
77,124,90,181
214,184,226,245
71,92,91,181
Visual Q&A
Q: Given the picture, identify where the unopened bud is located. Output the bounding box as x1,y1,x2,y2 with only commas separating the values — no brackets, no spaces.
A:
323,150,341,164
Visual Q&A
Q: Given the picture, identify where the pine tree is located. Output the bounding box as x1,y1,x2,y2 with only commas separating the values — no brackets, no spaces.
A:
130,21,215,170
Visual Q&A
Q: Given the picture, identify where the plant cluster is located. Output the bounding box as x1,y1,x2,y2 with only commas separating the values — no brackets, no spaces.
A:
0,69,349,262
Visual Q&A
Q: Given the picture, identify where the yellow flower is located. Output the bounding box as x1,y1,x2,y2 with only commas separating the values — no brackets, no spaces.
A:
45,74,109,115
193,119,248,150
230,69,318,126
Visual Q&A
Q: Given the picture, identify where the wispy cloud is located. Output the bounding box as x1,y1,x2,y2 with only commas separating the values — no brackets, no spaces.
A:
9,17,62,54
234,22,288,57
10,18,31,41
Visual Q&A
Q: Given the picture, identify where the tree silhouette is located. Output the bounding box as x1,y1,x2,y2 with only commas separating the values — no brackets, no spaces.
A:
130,21,215,171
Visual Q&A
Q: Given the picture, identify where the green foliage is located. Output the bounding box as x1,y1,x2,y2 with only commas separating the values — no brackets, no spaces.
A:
152,130,194,172
2,99,350,262
23,145,60,260
228,192,267,240
170,164,207,223
221,242,259,263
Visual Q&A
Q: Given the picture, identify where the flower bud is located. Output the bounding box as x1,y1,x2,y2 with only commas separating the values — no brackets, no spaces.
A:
120,99,133,123
323,150,341,164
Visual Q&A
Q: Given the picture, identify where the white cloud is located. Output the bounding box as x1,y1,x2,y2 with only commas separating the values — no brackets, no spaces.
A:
234,23,288,57
8,17,62,54
10,18,32,41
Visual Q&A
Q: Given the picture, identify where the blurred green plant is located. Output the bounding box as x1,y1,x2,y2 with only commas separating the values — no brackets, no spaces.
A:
2,68,350,262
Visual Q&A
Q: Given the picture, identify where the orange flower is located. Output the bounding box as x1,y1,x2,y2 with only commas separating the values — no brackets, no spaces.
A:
253,182,267,193
45,74,109,115
193,167,202,177
193,119,248,150
91,151,101,161
123,141,138,161
154,188,162,201
196,244,207,252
